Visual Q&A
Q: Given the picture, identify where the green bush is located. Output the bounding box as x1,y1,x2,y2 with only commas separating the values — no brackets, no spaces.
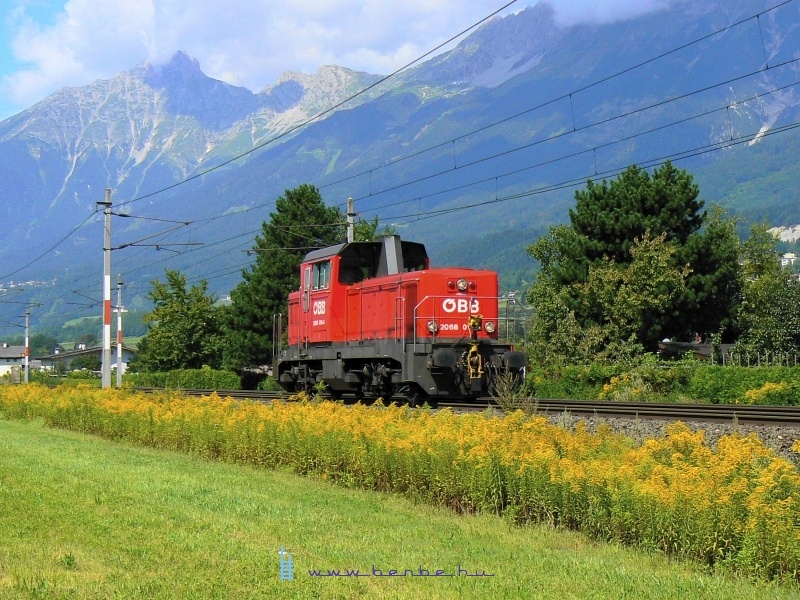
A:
526,363,625,399
689,366,800,404
742,381,800,405
257,377,283,391
125,371,167,388
527,357,697,401
126,367,241,390
66,369,100,380
70,354,102,371
527,360,800,404
631,358,696,397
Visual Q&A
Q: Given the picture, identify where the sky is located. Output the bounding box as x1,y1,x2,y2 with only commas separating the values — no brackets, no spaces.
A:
0,0,671,122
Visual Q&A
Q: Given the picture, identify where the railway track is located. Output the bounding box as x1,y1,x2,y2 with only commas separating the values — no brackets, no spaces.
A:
134,388,291,401
526,399,800,425
131,388,800,426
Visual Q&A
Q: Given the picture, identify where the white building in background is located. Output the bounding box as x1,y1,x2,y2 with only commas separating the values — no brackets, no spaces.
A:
37,343,137,374
0,344,26,379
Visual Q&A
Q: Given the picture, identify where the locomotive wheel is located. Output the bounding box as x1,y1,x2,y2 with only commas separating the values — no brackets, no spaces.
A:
401,384,427,408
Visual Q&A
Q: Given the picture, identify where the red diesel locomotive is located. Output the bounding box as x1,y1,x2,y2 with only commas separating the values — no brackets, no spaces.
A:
273,235,526,403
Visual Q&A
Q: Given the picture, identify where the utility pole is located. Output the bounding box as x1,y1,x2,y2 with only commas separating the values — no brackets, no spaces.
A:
24,308,29,383
115,274,126,388
347,197,355,243
98,188,112,389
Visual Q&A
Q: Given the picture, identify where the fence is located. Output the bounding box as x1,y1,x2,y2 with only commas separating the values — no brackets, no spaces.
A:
716,351,799,367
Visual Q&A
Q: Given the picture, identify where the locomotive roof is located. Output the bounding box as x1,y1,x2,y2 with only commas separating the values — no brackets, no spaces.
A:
304,242,347,262
303,237,427,262
303,236,429,278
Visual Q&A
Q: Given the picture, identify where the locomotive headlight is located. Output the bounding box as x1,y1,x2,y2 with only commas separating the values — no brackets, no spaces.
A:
427,320,439,333
457,278,469,291
484,321,496,334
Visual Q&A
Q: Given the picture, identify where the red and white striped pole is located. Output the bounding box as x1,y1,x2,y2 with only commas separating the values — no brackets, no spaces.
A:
116,274,124,387
24,309,29,383
99,188,112,389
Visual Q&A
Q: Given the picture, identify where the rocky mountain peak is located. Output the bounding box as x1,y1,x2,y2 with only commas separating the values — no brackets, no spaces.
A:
262,65,382,114
131,51,265,129
414,3,562,88
139,51,203,87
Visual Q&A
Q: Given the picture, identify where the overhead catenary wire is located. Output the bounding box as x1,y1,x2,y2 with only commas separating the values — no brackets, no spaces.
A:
358,73,800,219
133,59,797,248
101,107,800,300
107,0,797,270
60,106,800,312
0,0,522,289
6,0,800,319
319,0,796,195
117,52,799,253
0,209,100,281
382,119,800,226
346,58,800,216
113,0,523,212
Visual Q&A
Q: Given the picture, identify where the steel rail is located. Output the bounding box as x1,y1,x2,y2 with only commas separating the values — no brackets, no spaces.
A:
491,398,800,425
131,388,288,401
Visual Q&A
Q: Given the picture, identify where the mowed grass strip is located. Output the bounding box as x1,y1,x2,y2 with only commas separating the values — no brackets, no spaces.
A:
0,419,796,600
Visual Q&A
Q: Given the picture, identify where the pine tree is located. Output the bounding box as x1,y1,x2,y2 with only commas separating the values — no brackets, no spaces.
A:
224,184,344,370
527,163,740,358
562,162,703,285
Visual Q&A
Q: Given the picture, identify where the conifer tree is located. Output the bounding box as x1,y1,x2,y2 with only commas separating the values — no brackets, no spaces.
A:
527,163,740,359
224,184,344,370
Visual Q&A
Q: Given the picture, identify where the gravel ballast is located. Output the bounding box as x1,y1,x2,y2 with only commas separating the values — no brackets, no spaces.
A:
542,412,800,467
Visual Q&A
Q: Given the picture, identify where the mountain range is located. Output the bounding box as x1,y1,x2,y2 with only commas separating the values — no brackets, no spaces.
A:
1,0,800,333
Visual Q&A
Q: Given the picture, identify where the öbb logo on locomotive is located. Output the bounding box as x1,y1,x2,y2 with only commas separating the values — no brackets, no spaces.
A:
274,235,527,403
442,298,479,314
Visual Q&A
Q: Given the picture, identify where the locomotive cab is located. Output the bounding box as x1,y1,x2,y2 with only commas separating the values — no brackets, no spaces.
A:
274,235,526,403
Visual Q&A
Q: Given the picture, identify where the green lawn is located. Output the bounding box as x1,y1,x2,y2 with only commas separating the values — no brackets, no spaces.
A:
0,418,796,599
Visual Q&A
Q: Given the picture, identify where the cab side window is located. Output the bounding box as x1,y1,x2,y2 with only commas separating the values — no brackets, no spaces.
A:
312,261,331,290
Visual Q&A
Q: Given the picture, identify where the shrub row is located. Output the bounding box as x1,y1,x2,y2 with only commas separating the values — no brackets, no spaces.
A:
688,366,800,405
526,364,625,399
527,361,800,404
125,367,240,390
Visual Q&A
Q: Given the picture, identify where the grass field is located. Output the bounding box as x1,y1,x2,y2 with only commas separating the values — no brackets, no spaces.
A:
0,419,797,599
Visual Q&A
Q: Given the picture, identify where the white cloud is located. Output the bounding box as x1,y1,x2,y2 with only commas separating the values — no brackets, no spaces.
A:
546,0,672,27
1,0,673,115
4,0,155,105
